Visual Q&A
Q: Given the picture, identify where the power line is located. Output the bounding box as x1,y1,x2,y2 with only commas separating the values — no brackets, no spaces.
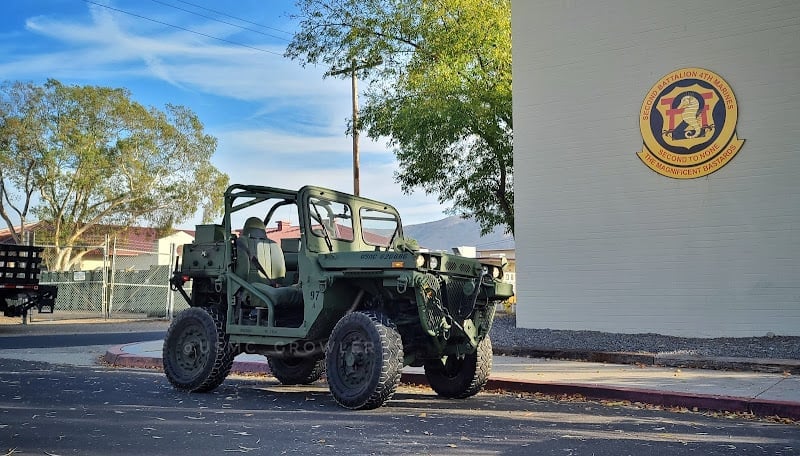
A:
82,0,284,56
172,0,294,37
147,0,291,42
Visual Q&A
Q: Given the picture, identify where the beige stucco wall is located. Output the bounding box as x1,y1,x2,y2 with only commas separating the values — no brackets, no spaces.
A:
512,0,800,336
76,231,195,271
157,231,194,265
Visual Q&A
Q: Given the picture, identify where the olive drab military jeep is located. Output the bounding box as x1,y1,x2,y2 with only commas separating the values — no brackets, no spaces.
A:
164,184,513,409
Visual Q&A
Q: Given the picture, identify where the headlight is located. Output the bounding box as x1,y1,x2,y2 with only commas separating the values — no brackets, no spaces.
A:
481,265,502,280
429,256,439,269
492,266,502,279
416,254,426,268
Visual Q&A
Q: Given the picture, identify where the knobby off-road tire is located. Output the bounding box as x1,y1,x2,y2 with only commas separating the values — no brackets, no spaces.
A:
163,306,235,393
424,335,493,399
267,356,325,385
325,311,404,410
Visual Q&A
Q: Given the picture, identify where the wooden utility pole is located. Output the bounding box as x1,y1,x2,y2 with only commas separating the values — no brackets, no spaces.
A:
329,58,382,196
350,64,360,196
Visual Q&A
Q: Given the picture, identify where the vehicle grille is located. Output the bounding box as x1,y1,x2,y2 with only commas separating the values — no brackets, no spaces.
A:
418,273,482,333
444,261,472,274
418,273,446,333
442,277,476,319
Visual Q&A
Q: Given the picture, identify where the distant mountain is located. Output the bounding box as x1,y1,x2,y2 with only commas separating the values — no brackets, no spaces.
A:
402,216,514,252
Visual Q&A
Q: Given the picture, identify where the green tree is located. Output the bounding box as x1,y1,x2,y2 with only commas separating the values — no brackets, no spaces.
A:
0,81,46,244
286,0,513,235
0,79,228,270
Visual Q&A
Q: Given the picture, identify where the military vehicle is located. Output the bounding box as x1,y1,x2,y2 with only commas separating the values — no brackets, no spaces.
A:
0,244,56,322
164,185,513,409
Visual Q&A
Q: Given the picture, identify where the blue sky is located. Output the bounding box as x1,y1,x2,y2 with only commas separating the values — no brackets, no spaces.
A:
0,0,447,228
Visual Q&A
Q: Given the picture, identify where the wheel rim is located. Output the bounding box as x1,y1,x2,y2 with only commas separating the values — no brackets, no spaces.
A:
173,323,210,376
336,328,374,389
441,356,465,379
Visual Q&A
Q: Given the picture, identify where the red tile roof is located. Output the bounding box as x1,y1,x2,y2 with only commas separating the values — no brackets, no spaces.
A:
265,220,302,243
0,222,190,255
263,220,389,245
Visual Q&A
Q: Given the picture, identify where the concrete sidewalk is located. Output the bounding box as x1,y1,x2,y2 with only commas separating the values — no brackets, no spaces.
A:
105,340,800,420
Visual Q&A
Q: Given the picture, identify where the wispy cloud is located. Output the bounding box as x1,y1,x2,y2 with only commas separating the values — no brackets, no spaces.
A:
20,5,336,100
2,1,448,226
218,128,392,157
218,156,444,227
212,127,444,225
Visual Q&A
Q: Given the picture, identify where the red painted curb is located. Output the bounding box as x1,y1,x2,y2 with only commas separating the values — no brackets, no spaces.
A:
104,345,271,374
400,373,800,421
103,344,162,370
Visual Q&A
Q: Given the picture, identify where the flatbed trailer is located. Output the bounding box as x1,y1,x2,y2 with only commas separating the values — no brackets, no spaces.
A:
0,244,56,323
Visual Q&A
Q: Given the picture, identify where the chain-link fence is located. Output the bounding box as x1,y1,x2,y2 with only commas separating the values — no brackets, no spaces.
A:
40,269,107,315
39,241,108,317
37,236,182,319
107,238,186,318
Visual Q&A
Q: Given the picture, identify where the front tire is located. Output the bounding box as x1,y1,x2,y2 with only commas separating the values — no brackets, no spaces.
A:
267,356,325,385
325,311,403,410
163,306,235,393
424,336,493,399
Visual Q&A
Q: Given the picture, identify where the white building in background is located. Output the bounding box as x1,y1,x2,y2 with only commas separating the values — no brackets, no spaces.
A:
512,1,800,337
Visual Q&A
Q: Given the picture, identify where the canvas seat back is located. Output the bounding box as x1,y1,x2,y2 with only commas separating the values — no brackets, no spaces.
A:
236,217,286,283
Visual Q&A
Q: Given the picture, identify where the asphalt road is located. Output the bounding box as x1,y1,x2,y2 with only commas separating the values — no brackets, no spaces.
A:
0,331,166,350
1,357,798,455
0,327,798,455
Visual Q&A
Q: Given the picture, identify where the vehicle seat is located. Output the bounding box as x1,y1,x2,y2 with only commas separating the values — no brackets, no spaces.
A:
237,218,302,313
237,217,286,283
280,238,301,285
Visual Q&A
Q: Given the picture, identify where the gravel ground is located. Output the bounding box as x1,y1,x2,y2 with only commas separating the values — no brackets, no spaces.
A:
490,314,800,360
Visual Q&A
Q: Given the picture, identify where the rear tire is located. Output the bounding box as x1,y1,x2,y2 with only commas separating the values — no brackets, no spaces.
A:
424,336,493,399
325,311,403,410
267,356,325,385
163,306,235,393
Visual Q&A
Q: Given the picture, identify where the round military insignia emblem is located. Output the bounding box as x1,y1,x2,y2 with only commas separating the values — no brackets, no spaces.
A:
637,68,744,178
